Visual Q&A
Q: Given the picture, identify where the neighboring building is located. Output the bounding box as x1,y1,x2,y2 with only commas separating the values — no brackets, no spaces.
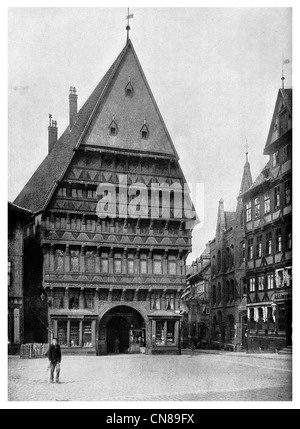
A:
241,88,292,353
209,157,252,352
8,202,32,354
181,244,211,349
14,39,196,355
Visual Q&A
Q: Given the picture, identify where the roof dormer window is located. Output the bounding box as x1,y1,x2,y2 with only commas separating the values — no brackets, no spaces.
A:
140,120,149,140
109,116,118,136
125,78,133,98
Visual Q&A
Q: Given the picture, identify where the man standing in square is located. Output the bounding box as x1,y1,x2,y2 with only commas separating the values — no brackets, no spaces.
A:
47,338,62,384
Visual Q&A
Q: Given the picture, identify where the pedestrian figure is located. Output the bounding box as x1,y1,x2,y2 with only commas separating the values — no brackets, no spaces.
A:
114,337,120,354
46,338,62,384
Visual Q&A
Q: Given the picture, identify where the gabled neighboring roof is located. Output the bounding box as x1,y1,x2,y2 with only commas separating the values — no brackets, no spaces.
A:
264,88,292,154
14,39,180,214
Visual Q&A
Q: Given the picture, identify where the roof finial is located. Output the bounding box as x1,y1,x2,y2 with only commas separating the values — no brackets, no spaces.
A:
245,138,249,164
281,55,290,89
125,7,134,42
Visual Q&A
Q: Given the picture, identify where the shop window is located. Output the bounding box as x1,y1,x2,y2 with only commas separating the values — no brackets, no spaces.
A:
167,322,175,344
274,186,281,210
258,275,264,291
70,249,80,272
249,308,256,330
246,201,252,222
57,321,67,346
256,235,262,258
278,304,286,333
264,192,271,214
266,232,272,255
54,248,64,271
70,321,80,347
254,197,261,218
267,273,274,290
268,307,275,333
249,277,255,292
275,228,282,253
284,180,291,205
83,321,92,347
155,321,165,345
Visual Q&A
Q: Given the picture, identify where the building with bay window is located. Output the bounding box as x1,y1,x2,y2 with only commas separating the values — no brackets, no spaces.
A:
241,88,292,353
14,38,196,355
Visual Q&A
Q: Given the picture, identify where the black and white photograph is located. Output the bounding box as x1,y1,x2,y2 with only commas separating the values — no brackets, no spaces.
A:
3,2,297,409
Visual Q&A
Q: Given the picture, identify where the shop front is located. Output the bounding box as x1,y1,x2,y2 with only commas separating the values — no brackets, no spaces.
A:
50,315,98,355
247,290,292,353
148,310,181,355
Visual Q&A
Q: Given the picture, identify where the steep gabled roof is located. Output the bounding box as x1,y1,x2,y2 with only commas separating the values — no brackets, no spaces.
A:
264,88,292,154
14,45,127,213
14,39,180,214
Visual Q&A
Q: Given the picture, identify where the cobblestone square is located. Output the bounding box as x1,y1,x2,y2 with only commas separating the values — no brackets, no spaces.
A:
8,352,292,402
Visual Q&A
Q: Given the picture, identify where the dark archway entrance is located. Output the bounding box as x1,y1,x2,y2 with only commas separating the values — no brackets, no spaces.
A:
98,305,146,355
106,316,130,354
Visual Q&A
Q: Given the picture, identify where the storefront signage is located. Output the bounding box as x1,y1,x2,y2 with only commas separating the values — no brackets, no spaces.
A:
272,291,292,301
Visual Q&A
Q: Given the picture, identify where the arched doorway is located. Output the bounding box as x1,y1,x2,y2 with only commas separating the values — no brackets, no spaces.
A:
106,316,130,353
98,305,146,355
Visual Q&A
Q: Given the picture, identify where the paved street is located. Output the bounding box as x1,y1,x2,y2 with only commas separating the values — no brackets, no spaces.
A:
8,352,292,402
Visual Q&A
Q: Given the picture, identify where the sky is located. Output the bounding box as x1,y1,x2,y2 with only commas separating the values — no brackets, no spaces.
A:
7,7,292,264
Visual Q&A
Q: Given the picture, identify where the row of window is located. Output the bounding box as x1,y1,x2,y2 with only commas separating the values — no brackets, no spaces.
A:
246,225,292,260
52,249,180,275
44,215,182,235
248,267,292,292
245,180,291,222
52,289,176,311
211,280,237,306
211,246,234,276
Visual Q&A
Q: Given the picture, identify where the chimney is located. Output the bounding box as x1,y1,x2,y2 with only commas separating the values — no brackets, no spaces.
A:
48,114,58,153
69,86,78,129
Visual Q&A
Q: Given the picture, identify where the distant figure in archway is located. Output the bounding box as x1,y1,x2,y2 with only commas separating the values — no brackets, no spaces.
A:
114,337,120,354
